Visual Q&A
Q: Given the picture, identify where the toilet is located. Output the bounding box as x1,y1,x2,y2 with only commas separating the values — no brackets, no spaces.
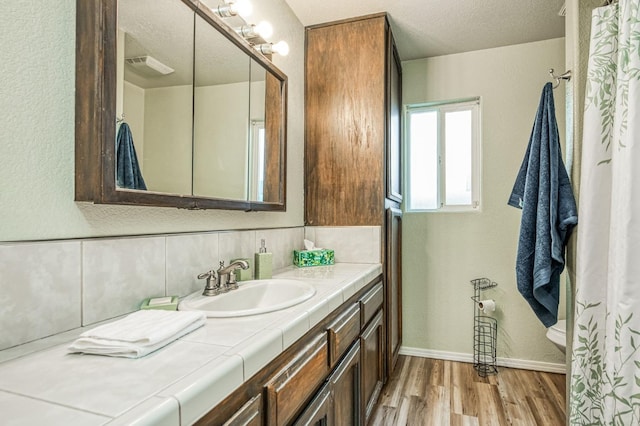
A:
546,319,567,353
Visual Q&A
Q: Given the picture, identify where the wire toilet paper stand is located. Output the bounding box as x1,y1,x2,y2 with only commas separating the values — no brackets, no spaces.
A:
470,278,498,377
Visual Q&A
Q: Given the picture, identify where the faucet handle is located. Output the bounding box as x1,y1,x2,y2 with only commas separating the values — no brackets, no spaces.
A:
197,270,215,280
198,270,219,296
227,271,239,290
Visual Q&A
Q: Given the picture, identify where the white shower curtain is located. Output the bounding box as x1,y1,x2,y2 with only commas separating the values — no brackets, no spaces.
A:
570,1,640,424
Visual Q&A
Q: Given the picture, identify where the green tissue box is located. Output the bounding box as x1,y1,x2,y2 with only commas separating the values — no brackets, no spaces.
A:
293,249,335,267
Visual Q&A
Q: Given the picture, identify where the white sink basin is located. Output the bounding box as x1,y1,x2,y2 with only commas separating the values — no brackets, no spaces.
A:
178,279,316,318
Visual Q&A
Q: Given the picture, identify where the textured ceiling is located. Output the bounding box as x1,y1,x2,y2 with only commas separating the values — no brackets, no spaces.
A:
283,0,566,60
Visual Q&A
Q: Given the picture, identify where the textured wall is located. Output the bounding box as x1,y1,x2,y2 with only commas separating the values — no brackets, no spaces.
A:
402,38,567,365
0,0,305,242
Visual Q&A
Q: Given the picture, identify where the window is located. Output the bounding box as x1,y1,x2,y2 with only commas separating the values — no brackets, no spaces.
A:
249,121,266,202
405,98,481,212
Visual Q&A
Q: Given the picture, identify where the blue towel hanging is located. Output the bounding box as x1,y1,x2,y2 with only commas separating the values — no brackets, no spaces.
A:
508,83,578,327
116,122,147,190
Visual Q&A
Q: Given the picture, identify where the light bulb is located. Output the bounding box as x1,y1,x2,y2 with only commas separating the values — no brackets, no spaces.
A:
271,40,289,56
230,0,252,18
254,21,273,39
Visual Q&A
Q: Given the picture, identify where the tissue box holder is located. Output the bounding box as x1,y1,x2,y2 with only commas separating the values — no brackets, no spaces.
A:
293,249,335,267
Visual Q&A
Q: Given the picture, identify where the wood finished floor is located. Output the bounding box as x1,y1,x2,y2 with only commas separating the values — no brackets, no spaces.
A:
370,356,566,426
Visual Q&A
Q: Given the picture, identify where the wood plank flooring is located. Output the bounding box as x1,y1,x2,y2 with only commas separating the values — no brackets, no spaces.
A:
370,356,566,426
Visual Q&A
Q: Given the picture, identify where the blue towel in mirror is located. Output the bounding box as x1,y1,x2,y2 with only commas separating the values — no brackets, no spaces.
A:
508,83,577,327
116,122,147,190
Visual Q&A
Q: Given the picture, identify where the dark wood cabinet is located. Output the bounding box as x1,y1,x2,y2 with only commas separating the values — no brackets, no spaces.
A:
196,278,383,426
305,13,394,227
361,310,385,423
304,12,403,384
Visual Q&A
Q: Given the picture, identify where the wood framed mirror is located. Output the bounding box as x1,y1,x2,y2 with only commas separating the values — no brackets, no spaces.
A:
75,0,287,211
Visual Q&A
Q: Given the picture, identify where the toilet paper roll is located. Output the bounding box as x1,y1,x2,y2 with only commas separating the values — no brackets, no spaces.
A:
478,299,496,313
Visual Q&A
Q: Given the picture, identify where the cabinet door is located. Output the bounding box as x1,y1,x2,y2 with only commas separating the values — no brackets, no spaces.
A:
329,342,361,425
223,394,262,426
292,384,332,426
386,207,402,377
386,32,402,203
304,15,387,226
361,310,384,423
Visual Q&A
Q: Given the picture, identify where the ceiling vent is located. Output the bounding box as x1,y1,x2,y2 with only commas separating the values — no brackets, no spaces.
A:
125,56,174,76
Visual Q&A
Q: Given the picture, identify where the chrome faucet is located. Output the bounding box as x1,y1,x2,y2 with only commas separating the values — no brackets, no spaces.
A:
198,260,250,296
217,259,250,291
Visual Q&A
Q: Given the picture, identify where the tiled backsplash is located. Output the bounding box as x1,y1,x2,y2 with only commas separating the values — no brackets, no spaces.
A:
0,226,380,351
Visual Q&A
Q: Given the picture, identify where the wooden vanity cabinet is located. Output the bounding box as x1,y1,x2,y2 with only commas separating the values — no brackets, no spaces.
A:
196,277,383,426
305,12,403,381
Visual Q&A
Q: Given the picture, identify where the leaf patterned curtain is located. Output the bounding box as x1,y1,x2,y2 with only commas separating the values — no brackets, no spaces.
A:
570,1,640,424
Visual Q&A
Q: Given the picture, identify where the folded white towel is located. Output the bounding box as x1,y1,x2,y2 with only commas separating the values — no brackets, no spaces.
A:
68,310,206,358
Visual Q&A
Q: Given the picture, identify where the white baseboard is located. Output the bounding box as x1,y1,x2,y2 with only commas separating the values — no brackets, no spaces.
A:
399,346,566,374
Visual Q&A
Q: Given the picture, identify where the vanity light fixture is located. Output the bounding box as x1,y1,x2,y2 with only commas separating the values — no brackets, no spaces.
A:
235,21,273,39
254,41,289,56
213,0,253,18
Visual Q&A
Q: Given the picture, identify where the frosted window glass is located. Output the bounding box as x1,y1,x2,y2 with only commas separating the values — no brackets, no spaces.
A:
445,110,472,205
409,111,438,210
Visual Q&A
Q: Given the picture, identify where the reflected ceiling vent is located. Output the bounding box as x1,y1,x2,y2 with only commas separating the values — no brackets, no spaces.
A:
125,56,174,76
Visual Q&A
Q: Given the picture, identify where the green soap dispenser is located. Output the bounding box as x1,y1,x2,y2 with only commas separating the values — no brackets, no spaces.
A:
255,239,273,279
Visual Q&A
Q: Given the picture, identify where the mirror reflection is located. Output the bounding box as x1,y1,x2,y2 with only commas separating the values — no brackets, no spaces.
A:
118,0,194,195
115,0,286,205
193,13,251,200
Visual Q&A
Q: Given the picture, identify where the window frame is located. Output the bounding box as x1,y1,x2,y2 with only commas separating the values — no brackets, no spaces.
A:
404,97,482,213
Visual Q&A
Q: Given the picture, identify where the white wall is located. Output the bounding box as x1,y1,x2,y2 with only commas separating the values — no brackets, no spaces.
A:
193,82,250,200
401,38,568,366
143,85,194,194
0,0,304,242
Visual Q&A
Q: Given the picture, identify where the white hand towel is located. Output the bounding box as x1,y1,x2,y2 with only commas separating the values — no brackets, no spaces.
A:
68,310,206,358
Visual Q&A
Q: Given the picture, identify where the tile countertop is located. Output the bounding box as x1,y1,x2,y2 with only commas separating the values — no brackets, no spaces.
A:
0,263,382,426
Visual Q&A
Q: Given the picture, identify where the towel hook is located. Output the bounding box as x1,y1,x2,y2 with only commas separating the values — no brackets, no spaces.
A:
116,113,125,123
549,68,571,89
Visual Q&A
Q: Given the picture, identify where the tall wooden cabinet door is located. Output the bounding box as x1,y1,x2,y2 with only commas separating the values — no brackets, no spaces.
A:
360,310,384,423
386,207,403,376
329,342,361,425
386,31,403,203
304,14,387,226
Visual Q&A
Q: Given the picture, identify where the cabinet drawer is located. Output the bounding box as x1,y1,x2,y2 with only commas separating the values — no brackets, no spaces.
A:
265,334,329,426
327,303,361,368
360,281,383,327
223,394,262,426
